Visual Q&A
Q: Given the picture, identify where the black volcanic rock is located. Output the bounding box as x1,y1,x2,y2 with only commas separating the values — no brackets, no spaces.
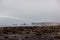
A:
0,26,60,40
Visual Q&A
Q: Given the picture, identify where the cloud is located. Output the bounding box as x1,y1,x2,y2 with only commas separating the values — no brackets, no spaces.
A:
0,0,60,24
0,15,28,20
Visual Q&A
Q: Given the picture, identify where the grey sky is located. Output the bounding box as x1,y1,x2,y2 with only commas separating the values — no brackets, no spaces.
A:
0,0,60,25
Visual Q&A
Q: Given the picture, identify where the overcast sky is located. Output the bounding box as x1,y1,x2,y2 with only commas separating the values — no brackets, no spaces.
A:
0,0,60,25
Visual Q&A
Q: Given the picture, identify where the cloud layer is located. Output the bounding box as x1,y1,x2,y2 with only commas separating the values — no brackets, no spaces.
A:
0,0,60,25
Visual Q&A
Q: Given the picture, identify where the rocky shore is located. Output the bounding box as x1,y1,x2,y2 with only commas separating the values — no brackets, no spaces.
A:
0,26,60,40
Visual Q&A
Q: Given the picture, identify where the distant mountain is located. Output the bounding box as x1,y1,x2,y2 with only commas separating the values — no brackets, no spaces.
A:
32,22,60,26
0,17,30,26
